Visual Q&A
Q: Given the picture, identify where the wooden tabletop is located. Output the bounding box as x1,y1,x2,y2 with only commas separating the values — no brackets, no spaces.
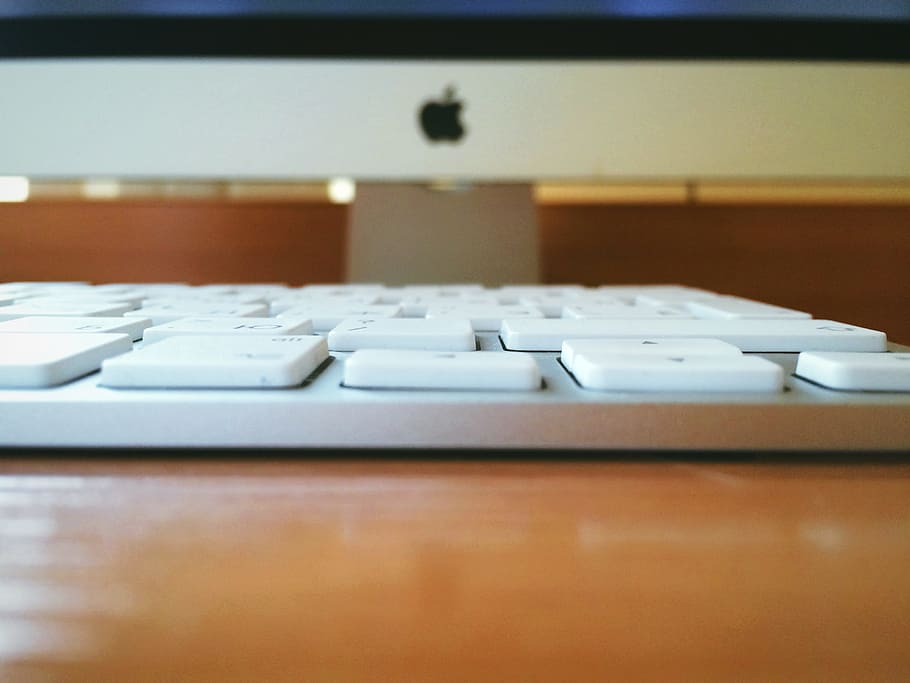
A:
1,455,908,682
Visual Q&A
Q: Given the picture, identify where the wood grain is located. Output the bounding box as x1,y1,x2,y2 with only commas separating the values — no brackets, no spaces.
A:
0,457,907,682
540,203,910,343
0,200,347,285
1,199,907,341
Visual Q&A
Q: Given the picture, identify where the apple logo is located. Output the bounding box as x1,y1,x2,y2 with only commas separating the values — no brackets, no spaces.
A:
418,86,466,143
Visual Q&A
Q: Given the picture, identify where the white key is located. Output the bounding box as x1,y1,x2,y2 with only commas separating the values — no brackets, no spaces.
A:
562,304,692,319
630,286,720,307
124,303,268,326
16,294,143,310
500,318,887,352
0,285,33,297
1,281,91,292
566,294,625,306
299,284,385,295
90,284,156,298
0,302,132,320
0,333,132,388
381,286,481,306
8,289,98,302
795,352,910,391
193,284,286,297
400,284,485,295
0,316,151,341
100,335,328,388
560,338,743,373
425,305,543,331
277,304,401,331
212,284,291,299
103,283,191,298
572,354,784,392
518,293,586,317
141,292,269,305
686,296,811,319
142,317,313,342
587,285,713,305
495,285,585,304
343,350,541,391
270,294,381,315
328,318,475,351
399,294,499,317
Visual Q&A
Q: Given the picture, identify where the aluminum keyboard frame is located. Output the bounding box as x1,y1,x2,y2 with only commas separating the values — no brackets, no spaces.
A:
3,334,909,451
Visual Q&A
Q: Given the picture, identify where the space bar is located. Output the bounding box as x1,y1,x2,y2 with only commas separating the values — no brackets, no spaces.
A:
499,318,887,352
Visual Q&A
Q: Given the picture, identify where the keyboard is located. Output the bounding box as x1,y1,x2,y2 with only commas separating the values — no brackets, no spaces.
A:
1,281,909,451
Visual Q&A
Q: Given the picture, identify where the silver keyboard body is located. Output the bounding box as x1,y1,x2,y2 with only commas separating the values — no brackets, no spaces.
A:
3,330,909,452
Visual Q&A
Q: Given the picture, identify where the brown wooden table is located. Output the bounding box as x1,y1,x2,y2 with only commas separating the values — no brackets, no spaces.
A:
1,455,908,682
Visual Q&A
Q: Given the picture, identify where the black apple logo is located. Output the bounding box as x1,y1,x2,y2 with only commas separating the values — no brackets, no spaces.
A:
418,86,466,143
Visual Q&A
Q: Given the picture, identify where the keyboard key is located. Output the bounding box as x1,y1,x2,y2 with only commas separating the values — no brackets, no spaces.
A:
569,294,625,306
0,301,132,320
562,304,693,319
20,292,147,308
124,303,269,326
140,292,269,305
0,282,92,296
297,285,385,295
518,293,586,317
399,294,498,317
400,284,485,295
100,335,328,388
0,316,151,341
685,296,811,319
0,333,132,388
560,338,743,373
142,317,313,342
796,352,910,391
277,304,401,331
270,294,381,315
343,349,541,391
500,318,887,352
617,286,718,307
90,284,157,299
425,305,544,331
571,354,784,392
494,285,585,304
192,284,285,298
201,284,291,300
328,318,476,351
102,283,191,298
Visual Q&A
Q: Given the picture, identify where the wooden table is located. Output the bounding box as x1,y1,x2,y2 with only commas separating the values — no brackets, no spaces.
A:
1,455,908,682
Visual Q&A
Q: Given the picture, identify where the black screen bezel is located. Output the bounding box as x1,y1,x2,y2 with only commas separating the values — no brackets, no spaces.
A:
0,15,908,61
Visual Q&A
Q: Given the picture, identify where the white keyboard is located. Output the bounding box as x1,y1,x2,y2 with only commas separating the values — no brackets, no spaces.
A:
1,281,908,451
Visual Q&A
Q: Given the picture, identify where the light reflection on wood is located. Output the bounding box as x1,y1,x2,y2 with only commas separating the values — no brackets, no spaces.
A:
0,459,908,682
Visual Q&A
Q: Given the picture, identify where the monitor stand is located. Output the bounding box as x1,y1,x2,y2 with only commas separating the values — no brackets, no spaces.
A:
346,182,540,286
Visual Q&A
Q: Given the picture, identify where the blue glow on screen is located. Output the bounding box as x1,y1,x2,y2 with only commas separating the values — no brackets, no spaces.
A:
1,1,908,20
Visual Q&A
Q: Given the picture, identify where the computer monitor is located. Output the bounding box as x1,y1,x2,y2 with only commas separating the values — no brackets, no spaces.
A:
1,1,909,283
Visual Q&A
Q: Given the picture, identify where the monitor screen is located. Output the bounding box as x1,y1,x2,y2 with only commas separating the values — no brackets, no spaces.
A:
0,1,908,181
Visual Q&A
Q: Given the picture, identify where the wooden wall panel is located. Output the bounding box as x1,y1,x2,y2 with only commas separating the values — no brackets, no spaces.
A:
1,199,907,342
0,200,348,285
540,204,910,344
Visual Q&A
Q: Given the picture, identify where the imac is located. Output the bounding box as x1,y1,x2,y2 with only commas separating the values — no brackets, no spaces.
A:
0,1,908,284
